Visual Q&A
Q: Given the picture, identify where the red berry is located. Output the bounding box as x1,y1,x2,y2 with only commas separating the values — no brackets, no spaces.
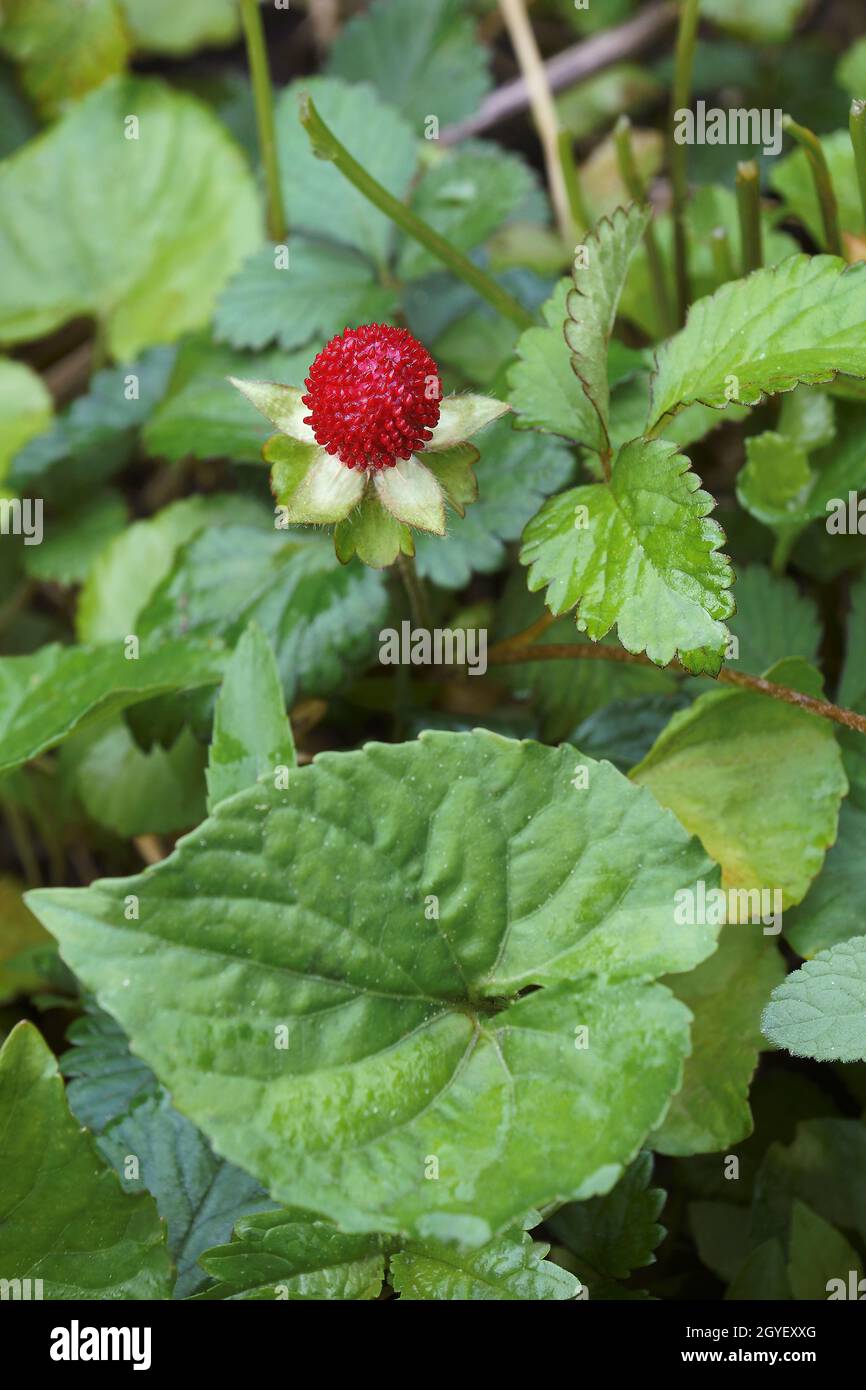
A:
301,324,441,471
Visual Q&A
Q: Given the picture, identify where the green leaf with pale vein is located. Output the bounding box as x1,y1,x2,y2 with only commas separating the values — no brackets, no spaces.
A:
207,623,295,813
214,241,397,352
632,658,848,907
762,936,866,1063
564,203,650,455
520,437,734,674
389,1220,579,1300
653,927,786,1156
0,77,260,359
275,78,416,268
137,526,389,704
195,1209,388,1301
326,0,490,130
0,637,224,776
0,1022,171,1299
649,256,866,431
27,732,718,1246
548,1152,665,1280
397,144,533,282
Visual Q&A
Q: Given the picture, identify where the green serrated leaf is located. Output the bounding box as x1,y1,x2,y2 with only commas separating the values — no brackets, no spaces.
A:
23,493,128,586
521,437,734,673
390,1221,579,1300
762,936,866,1063
62,1003,159,1133
653,927,786,1156
725,565,822,676
632,658,848,907
207,623,295,813
27,732,718,1246
0,1022,172,1299
326,0,490,130
649,256,866,431
0,77,260,359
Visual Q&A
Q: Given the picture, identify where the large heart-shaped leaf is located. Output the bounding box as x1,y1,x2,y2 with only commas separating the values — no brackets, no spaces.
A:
0,1022,171,1299
28,732,719,1247
520,437,734,674
649,256,866,431
0,77,260,358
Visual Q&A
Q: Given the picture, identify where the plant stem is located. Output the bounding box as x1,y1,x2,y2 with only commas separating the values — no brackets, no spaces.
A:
498,0,574,242
782,115,842,256
735,160,763,274
614,115,673,333
395,553,432,631
557,129,591,236
709,225,735,283
849,99,866,236
485,630,866,737
3,800,42,887
669,0,700,325
298,94,535,331
240,0,287,243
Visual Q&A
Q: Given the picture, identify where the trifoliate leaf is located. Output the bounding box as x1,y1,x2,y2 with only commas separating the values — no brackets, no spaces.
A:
207,623,295,813
520,437,734,674
0,358,52,483
548,1152,665,1281
0,77,260,359
0,637,224,776
195,1209,388,1301
326,0,490,130
652,926,786,1156
77,493,268,644
397,144,534,281
214,240,398,352
415,420,573,588
631,658,848,907
27,732,719,1246
276,78,416,268
0,0,129,118
144,339,317,464
137,526,388,703
99,1089,275,1299
564,204,650,455
389,1222,579,1300
762,936,866,1063
0,1022,171,1299
649,256,866,431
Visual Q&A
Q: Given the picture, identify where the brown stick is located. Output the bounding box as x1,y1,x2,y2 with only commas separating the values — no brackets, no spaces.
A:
485,638,866,737
442,2,677,145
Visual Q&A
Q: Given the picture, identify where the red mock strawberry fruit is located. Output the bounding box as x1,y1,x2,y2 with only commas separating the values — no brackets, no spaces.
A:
301,324,442,471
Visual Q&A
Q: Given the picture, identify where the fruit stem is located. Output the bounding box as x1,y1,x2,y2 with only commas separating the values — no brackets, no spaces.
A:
614,115,673,334
735,160,763,274
298,93,535,331
782,115,842,256
709,225,735,284
240,0,288,243
669,0,700,325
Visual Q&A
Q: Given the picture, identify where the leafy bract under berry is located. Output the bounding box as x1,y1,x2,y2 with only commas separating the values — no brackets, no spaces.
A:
28,730,720,1248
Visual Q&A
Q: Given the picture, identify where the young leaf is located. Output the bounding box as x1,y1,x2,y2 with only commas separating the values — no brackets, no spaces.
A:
0,637,224,777
389,1220,579,1300
325,0,490,130
28,732,718,1247
0,1022,172,1299
564,203,650,456
206,623,295,813
632,658,848,907
520,437,734,674
762,935,866,1063
649,256,866,431
547,1152,665,1281
213,241,398,353
0,77,260,359
652,926,786,1156
195,1209,388,1301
